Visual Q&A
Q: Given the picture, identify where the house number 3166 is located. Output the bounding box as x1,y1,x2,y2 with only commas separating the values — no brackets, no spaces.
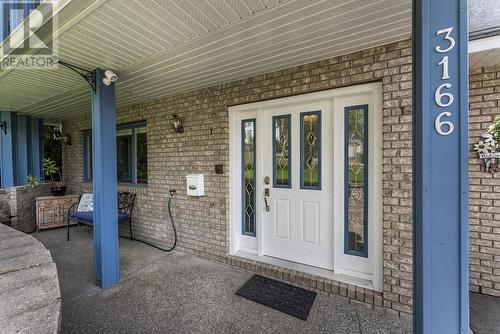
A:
434,27,456,136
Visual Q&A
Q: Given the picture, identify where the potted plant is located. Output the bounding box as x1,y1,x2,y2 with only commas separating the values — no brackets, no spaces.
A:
43,158,67,196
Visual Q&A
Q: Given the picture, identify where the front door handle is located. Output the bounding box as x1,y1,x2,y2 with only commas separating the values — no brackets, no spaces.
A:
264,188,270,212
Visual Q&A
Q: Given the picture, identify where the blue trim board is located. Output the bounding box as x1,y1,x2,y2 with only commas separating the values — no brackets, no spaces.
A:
300,110,321,190
343,105,369,258
0,111,15,188
0,1,6,41
16,114,29,185
92,68,119,289
272,114,291,188
29,118,43,178
241,118,256,237
412,0,469,332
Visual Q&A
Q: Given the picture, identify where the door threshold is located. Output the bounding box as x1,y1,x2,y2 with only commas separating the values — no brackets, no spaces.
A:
234,250,375,291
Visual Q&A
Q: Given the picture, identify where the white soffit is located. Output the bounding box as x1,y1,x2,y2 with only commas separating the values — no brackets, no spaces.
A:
0,0,412,120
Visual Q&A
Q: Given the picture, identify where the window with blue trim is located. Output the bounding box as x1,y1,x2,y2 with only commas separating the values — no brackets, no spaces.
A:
273,115,291,188
242,119,256,236
83,121,148,185
345,105,368,257
300,111,321,190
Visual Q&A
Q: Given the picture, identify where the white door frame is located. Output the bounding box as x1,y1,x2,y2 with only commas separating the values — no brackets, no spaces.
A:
229,82,383,291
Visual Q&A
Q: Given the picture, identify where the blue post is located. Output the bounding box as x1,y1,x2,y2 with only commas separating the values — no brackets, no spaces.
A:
413,0,469,333
16,114,29,185
23,0,37,19
92,68,119,288
30,118,43,178
8,1,22,34
0,111,16,188
0,1,6,41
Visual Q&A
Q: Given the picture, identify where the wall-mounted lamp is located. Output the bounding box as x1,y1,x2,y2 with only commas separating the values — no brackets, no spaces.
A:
0,121,6,135
172,114,184,133
62,134,72,146
102,70,118,86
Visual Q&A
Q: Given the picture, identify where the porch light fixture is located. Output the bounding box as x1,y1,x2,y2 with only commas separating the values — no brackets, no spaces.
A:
102,70,118,86
172,114,184,133
0,121,6,135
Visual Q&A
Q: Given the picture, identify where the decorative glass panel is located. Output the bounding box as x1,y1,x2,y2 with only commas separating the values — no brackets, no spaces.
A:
273,115,291,188
242,119,256,236
345,105,368,257
300,111,321,189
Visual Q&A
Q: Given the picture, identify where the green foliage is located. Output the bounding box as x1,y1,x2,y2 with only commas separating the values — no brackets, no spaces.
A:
488,116,500,142
42,158,61,186
43,125,63,179
26,175,42,188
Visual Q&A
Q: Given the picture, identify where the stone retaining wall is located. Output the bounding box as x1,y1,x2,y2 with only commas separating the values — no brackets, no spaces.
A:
0,223,61,333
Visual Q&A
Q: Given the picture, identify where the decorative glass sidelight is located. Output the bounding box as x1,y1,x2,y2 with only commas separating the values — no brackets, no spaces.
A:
300,111,321,189
242,119,256,236
344,105,368,257
273,115,291,188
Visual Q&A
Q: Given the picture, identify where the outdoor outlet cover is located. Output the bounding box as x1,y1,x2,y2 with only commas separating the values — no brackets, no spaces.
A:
215,164,224,174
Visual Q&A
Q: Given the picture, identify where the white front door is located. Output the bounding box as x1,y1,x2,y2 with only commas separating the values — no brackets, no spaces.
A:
230,83,382,290
260,100,333,269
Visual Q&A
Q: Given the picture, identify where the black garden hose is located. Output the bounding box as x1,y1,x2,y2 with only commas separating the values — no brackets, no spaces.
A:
125,190,177,252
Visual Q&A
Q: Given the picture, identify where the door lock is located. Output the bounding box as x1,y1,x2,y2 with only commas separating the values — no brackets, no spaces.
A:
264,188,270,212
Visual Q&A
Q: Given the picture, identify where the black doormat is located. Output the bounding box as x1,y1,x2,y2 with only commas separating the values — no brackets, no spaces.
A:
236,274,317,321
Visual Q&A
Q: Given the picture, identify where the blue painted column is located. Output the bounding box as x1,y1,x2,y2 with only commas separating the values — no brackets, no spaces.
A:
16,114,29,185
413,0,468,333
92,68,119,288
0,0,7,41
8,1,22,34
0,111,17,188
29,118,43,178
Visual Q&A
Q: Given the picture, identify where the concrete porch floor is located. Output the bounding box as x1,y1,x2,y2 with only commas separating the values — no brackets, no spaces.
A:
32,227,495,334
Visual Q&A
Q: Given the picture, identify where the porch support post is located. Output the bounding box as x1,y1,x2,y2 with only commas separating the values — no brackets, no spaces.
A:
29,118,43,178
0,111,16,188
0,0,6,41
91,68,119,288
413,0,469,333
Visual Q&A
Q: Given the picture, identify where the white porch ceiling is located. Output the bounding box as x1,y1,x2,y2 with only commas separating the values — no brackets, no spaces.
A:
2,0,414,120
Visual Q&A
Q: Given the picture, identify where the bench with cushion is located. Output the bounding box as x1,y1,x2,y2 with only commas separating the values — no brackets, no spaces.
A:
66,192,136,241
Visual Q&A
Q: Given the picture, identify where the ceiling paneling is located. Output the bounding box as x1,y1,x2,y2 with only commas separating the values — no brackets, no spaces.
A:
1,0,414,120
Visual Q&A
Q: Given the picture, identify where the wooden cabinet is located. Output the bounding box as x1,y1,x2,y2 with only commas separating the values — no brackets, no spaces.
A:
36,195,80,230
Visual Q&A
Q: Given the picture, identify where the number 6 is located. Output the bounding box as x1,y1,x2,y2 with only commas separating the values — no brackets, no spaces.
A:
435,112,454,136
435,83,454,107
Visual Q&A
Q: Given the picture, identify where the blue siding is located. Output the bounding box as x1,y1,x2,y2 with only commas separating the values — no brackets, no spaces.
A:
16,114,29,185
0,111,16,187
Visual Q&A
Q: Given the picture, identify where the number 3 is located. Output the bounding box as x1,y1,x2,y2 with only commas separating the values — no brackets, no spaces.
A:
435,27,455,53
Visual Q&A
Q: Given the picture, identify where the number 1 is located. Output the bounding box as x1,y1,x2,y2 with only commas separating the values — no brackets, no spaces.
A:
438,56,449,80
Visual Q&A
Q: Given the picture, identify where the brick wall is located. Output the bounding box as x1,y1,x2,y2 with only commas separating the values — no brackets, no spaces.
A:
469,65,500,297
62,39,413,315
2,184,52,232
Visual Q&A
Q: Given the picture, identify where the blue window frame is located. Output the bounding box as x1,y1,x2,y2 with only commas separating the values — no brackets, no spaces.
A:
242,119,256,236
300,111,321,190
272,114,291,188
344,105,369,257
83,121,147,185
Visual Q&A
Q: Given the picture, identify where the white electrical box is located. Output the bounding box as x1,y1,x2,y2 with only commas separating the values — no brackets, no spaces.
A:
186,174,204,196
